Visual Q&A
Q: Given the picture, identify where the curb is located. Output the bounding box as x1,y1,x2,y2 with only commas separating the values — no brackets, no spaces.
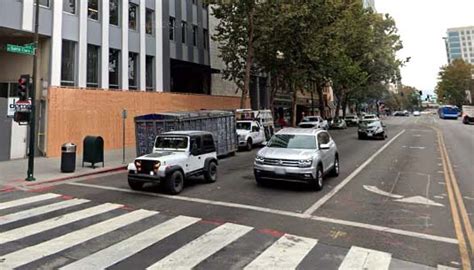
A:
0,165,127,192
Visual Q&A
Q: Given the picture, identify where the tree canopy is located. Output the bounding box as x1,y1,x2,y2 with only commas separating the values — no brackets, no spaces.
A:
435,59,473,107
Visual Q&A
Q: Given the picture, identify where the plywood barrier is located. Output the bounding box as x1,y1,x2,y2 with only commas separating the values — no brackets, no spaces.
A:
46,87,246,157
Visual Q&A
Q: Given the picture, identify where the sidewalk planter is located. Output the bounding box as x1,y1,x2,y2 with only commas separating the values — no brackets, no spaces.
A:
82,136,104,168
134,111,237,157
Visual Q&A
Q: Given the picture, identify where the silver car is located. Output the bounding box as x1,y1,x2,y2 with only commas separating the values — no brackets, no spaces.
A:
254,128,339,190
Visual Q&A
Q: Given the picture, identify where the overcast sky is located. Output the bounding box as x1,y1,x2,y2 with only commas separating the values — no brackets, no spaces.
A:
376,0,474,96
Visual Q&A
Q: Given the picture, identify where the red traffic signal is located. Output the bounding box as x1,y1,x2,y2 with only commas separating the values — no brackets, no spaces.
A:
17,74,30,101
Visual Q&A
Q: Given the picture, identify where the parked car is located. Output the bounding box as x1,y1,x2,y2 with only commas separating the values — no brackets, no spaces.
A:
413,111,421,116
461,105,474,124
330,119,347,129
344,115,359,126
127,131,218,195
393,111,409,117
254,128,339,191
358,120,387,140
299,116,329,130
236,120,266,151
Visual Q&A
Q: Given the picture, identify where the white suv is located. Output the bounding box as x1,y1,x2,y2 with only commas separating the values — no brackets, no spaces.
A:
236,120,266,150
127,131,218,194
254,128,339,190
298,116,329,130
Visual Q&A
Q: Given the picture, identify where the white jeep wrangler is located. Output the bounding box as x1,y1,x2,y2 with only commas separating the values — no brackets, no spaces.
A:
127,131,218,194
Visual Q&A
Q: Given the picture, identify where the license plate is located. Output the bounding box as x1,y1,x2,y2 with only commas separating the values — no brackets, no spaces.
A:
367,133,373,137
275,168,285,175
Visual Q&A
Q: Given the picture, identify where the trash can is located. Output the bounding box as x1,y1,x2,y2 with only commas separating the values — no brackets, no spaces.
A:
61,142,76,173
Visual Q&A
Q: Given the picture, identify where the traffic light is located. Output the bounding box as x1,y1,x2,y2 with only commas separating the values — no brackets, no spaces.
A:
17,74,30,101
419,90,423,96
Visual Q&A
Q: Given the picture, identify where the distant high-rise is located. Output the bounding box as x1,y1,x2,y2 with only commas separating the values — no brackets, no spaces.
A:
362,0,376,11
444,26,474,64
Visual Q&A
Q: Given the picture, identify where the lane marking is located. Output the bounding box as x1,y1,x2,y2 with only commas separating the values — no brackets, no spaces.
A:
363,185,403,199
147,223,253,269
244,234,317,269
61,215,201,270
303,129,406,215
0,193,60,210
338,246,391,270
0,199,89,226
437,265,459,270
0,209,157,269
0,203,122,245
394,196,444,207
67,182,459,245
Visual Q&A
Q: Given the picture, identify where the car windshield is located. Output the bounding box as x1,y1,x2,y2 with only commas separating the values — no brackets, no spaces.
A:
236,122,251,130
345,116,355,119
154,136,188,150
298,123,316,128
359,120,378,127
302,117,319,122
267,134,317,149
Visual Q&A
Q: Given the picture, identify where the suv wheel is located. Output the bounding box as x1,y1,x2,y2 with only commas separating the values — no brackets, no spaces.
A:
165,170,184,195
246,139,253,151
128,179,144,190
204,161,218,183
310,165,324,191
330,156,339,177
255,175,266,186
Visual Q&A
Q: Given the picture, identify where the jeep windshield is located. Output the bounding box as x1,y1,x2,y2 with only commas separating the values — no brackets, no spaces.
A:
236,122,251,130
154,136,188,151
267,134,316,149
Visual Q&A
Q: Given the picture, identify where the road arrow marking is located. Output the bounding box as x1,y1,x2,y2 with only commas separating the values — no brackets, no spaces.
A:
394,196,444,207
363,185,403,199
402,146,426,149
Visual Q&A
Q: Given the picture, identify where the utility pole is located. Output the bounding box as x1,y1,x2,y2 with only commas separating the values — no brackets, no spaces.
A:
26,0,40,181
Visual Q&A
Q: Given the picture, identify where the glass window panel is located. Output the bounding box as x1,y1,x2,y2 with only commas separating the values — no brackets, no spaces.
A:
109,49,120,89
61,40,76,86
63,0,76,14
129,53,138,90
0,83,8,98
110,0,120,26
87,45,100,88
146,9,154,35
192,25,198,46
38,0,50,7
129,3,138,30
146,56,154,90
169,17,175,40
181,21,187,44
88,0,99,20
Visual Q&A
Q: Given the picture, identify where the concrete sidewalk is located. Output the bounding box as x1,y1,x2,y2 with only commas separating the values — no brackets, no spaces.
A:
0,147,136,190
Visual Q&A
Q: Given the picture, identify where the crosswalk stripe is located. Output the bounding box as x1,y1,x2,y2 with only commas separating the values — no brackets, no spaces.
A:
147,222,253,269
0,209,157,269
244,233,318,269
61,215,201,270
0,193,60,211
338,246,392,270
0,203,122,245
0,199,89,226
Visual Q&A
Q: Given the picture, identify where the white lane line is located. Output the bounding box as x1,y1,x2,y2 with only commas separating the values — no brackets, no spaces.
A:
303,129,406,215
338,246,391,270
147,223,253,269
67,182,459,245
0,203,122,245
0,209,156,269
0,193,60,210
0,199,89,226
61,215,201,270
244,234,317,270
437,265,459,270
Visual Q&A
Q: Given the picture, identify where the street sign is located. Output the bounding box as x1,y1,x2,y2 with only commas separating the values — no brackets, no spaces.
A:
7,97,18,117
15,100,32,112
6,44,36,55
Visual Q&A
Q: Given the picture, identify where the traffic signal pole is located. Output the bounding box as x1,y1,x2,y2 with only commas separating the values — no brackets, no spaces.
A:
26,0,40,181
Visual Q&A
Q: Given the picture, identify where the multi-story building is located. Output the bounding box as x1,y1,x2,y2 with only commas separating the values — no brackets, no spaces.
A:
362,0,376,11
444,26,474,64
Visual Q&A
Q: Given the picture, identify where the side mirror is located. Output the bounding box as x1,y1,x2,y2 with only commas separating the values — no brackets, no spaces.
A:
319,143,330,150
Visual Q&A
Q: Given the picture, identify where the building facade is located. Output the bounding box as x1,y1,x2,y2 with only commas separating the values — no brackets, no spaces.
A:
445,26,474,64
362,0,376,11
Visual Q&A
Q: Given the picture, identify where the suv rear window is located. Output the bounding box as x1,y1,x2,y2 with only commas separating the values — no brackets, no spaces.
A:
267,134,316,149
202,135,216,153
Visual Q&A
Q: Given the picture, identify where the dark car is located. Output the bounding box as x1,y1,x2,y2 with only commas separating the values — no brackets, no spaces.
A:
358,120,387,140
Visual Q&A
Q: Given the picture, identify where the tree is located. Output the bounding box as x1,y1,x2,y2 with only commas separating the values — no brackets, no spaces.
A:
435,59,473,107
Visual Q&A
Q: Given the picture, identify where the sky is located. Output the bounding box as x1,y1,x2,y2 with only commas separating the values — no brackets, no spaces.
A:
375,0,474,96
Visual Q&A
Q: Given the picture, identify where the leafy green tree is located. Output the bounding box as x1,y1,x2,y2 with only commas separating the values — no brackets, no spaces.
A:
435,59,473,107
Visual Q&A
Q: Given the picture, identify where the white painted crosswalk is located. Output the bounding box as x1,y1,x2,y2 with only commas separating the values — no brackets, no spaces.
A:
0,192,450,269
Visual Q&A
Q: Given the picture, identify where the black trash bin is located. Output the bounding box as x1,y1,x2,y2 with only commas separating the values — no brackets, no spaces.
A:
82,136,104,169
61,143,76,173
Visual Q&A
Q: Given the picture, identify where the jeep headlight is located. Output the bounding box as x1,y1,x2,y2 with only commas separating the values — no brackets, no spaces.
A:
255,155,265,164
298,159,312,168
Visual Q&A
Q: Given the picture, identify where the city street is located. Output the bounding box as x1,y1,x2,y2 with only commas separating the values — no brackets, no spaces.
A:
0,115,472,269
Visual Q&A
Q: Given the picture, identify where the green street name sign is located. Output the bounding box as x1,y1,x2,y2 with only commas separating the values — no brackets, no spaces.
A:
6,44,36,55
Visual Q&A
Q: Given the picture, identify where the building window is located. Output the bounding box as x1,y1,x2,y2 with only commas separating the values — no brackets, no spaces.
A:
146,56,154,91
203,29,208,49
0,83,8,98
129,53,138,90
192,25,198,46
87,45,100,88
181,21,187,44
169,17,176,41
192,0,196,4
63,0,76,14
61,40,76,86
110,0,120,26
146,9,154,35
37,0,50,7
109,49,120,89
88,0,99,20
129,3,138,31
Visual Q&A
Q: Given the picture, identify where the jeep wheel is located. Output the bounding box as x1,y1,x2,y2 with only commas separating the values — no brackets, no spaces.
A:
128,179,144,190
204,162,218,183
309,165,324,191
330,155,339,177
165,170,184,195
246,139,253,151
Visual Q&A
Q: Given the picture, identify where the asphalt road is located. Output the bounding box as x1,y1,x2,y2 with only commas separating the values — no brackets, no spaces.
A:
1,115,472,269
